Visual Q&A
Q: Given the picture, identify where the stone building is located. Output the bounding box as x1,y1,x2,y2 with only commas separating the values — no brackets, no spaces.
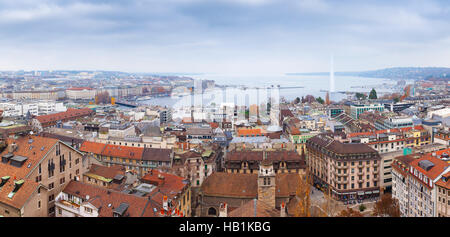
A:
306,134,381,202
197,162,300,217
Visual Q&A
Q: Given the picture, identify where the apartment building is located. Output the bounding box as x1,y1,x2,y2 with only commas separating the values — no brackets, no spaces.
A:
306,134,381,202
392,149,450,217
350,104,385,119
224,150,306,175
79,141,172,177
55,180,159,217
32,108,94,132
436,172,450,217
66,87,96,100
0,136,87,216
172,147,222,187
140,169,191,217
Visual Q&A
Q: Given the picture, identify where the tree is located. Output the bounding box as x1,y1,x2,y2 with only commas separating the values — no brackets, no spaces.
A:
294,97,301,104
393,97,400,103
355,92,367,100
316,97,324,104
337,207,364,217
96,91,111,104
318,187,339,217
372,194,401,217
292,174,311,217
369,88,377,99
359,204,366,212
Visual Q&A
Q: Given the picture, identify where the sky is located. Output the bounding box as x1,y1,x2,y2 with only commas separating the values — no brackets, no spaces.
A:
0,0,449,75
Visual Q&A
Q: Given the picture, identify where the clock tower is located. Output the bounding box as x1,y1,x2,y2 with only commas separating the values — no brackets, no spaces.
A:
257,159,276,208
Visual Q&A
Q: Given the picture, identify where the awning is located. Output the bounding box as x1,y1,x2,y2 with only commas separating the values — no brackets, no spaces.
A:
365,191,372,194
373,190,380,194
358,191,365,195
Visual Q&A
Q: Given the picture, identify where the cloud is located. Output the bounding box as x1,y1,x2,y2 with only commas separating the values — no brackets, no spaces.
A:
0,0,448,73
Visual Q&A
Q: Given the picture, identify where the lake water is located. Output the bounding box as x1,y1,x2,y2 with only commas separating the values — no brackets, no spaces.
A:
138,74,405,108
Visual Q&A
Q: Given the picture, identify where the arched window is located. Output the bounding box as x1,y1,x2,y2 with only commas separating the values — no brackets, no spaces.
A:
208,207,217,216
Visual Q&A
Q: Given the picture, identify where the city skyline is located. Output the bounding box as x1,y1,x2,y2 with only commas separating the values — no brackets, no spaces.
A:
0,0,449,75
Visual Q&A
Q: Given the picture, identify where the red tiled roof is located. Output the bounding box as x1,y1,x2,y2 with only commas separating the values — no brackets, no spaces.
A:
141,169,187,200
0,177,40,210
79,141,107,154
237,128,263,137
201,172,300,198
101,144,144,160
62,181,158,217
410,152,449,181
229,199,280,217
85,164,125,180
0,136,58,179
348,125,425,138
36,108,93,124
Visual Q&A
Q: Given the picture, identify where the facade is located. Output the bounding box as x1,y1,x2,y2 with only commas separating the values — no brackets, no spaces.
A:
374,117,414,130
197,165,300,217
436,172,450,217
306,134,381,202
224,150,306,175
392,150,450,217
0,136,87,216
32,108,94,132
66,87,96,100
350,104,384,119
79,141,173,177
55,181,159,217
140,169,191,217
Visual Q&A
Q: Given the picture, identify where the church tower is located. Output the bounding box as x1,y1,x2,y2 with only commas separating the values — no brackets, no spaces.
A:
257,158,276,208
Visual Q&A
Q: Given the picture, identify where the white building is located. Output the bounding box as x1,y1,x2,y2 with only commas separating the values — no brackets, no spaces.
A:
0,102,38,117
66,87,96,100
392,153,450,217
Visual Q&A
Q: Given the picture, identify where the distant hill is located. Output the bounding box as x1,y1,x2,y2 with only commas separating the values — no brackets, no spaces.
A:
287,67,450,80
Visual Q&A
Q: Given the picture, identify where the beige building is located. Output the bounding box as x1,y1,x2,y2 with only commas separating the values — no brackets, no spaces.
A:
66,87,96,100
436,172,450,217
0,136,87,216
306,134,381,202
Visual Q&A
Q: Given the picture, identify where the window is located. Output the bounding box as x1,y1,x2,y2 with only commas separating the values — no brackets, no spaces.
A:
38,201,41,208
84,207,93,213
49,194,55,202
49,182,54,190
60,177,65,185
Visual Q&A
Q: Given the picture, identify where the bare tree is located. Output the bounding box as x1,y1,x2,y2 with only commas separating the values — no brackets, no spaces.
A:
337,207,363,217
372,194,401,217
292,173,311,217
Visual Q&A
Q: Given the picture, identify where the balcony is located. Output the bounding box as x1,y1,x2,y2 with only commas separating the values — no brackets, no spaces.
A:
373,164,379,168
357,171,364,175
357,164,364,168
358,180,364,183
56,199,81,215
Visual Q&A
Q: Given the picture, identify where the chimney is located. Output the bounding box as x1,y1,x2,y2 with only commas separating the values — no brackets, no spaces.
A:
8,142,17,153
163,196,168,210
280,202,286,217
219,203,227,217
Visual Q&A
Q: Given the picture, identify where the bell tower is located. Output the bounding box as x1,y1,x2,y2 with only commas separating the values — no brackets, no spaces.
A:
257,159,276,208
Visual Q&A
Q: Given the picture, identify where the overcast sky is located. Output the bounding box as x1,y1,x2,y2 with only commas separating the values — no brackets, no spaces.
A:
0,0,449,74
